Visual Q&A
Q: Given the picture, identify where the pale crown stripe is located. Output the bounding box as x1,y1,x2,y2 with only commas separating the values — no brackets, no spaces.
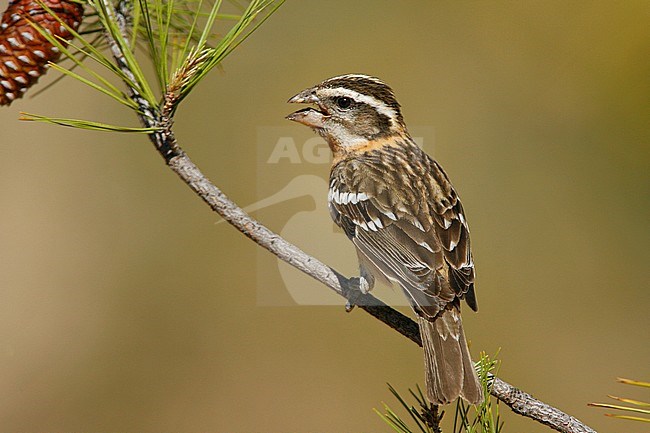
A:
325,74,386,85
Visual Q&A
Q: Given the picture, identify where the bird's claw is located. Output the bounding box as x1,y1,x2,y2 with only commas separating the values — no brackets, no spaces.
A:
344,276,370,312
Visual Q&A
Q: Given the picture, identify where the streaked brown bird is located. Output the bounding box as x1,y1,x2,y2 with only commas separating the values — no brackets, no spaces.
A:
287,74,482,405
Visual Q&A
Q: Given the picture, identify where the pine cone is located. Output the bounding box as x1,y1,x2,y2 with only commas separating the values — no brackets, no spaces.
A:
0,0,84,106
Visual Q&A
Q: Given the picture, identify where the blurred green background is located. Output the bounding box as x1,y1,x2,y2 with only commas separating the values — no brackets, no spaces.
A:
1,1,648,432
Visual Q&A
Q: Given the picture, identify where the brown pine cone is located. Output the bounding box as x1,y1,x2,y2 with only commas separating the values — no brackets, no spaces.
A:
0,0,84,106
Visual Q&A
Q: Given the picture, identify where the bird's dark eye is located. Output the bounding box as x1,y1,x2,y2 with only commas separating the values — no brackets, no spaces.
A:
335,96,353,109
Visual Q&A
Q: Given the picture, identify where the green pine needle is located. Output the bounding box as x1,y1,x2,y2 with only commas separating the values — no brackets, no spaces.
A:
590,377,650,424
92,0,158,104
20,113,160,133
617,378,650,388
605,414,650,423
589,403,650,415
377,352,503,433
29,2,137,107
24,0,284,133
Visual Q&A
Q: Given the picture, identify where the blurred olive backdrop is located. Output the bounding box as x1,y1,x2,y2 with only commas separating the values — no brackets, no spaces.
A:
1,1,648,432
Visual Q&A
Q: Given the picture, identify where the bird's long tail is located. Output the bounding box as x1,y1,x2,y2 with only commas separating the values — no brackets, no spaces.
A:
418,310,483,405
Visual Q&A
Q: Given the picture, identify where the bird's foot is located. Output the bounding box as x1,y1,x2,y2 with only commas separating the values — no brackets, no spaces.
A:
344,276,371,312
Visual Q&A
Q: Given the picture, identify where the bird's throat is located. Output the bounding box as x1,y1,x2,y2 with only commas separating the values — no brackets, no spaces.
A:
329,134,410,165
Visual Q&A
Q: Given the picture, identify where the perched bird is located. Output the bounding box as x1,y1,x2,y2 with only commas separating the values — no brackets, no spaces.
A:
286,74,482,405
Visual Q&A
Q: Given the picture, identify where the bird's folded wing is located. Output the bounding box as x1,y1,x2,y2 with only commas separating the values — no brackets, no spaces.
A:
329,152,477,318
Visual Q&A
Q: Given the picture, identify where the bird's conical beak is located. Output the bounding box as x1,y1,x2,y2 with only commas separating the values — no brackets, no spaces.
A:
286,87,327,128
287,88,319,105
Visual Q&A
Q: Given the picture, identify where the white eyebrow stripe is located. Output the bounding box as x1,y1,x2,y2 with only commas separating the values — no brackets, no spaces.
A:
318,87,397,126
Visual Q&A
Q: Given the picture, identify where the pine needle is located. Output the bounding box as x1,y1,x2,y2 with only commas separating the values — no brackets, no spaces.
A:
20,112,160,133
590,377,650,424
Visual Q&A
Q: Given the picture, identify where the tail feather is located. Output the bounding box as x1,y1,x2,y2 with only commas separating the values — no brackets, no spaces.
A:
418,310,483,405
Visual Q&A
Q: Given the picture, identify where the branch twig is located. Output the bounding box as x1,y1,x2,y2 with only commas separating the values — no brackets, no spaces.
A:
491,377,596,433
167,150,597,433
100,3,597,432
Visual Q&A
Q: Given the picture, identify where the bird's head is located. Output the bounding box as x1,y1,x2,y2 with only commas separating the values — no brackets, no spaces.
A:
287,74,407,151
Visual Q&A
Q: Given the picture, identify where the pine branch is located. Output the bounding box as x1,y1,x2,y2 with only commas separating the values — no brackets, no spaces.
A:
490,376,595,433
93,3,597,433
